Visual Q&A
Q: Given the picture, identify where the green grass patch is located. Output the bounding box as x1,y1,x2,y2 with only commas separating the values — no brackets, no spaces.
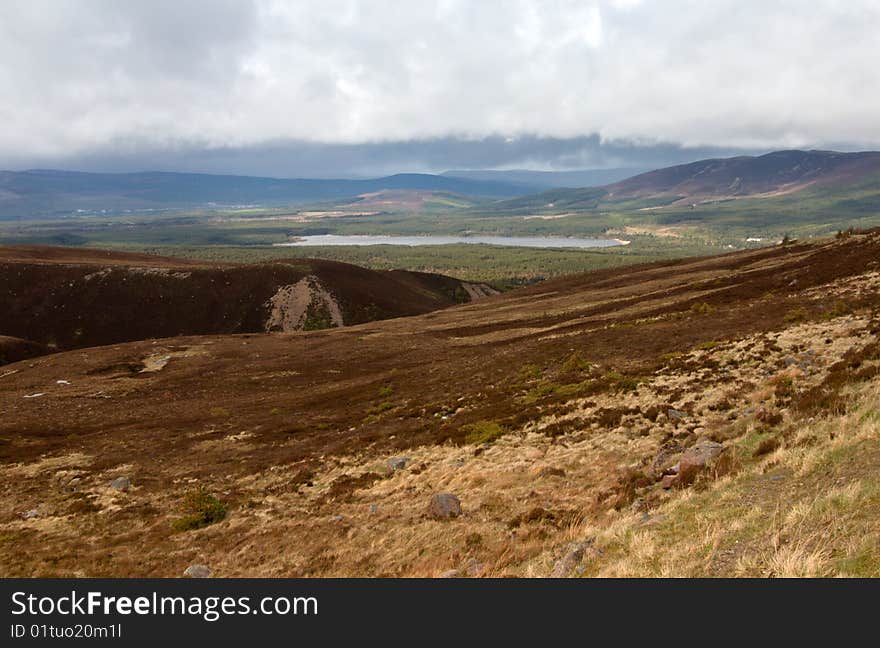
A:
171,488,227,532
461,420,506,445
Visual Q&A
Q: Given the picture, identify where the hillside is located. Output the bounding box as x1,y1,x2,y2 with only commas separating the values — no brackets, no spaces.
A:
0,246,495,357
442,168,645,189
606,150,880,203
0,170,530,219
483,150,880,216
0,230,878,577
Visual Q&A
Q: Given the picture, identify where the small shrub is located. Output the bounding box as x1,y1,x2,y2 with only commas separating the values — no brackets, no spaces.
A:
171,488,227,532
824,300,851,320
367,401,394,415
522,382,558,403
773,376,795,400
518,363,542,381
561,351,593,374
690,302,715,315
605,372,641,393
377,385,394,398
462,420,505,445
784,307,809,324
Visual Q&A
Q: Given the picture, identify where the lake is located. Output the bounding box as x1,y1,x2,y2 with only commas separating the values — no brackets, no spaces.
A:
275,235,628,249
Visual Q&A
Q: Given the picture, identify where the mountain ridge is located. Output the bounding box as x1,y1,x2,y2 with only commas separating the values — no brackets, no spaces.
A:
0,169,531,219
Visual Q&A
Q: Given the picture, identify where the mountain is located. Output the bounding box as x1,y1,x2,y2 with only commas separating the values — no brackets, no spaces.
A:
0,245,497,355
442,167,646,189
0,169,532,219
605,149,880,203
2,230,879,576
480,149,880,219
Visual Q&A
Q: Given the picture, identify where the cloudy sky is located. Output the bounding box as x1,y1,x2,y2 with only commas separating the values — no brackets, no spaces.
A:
1,0,878,177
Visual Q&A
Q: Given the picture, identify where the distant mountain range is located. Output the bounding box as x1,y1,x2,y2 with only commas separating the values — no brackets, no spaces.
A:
2,150,879,220
0,169,532,219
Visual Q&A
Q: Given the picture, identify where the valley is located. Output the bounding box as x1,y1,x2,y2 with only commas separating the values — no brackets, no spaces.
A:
1,229,878,577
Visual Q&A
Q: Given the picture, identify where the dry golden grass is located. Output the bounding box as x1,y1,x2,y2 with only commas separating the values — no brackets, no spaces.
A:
577,381,880,578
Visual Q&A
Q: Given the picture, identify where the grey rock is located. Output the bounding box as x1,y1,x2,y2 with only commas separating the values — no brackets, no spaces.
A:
427,493,462,520
551,541,594,577
110,477,131,492
387,457,409,472
650,443,682,476
464,558,484,577
667,409,687,421
439,569,461,578
183,564,212,578
682,439,724,465
21,509,40,520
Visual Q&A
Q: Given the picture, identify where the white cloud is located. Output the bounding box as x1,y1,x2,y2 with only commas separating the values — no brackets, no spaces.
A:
0,0,878,164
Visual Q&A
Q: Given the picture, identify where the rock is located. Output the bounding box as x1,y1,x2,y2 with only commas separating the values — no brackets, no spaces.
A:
551,541,593,577
667,409,687,421
427,493,462,520
20,509,40,520
368,504,379,514
660,474,678,489
677,439,724,485
386,457,409,472
439,569,461,578
650,442,682,476
464,558,484,577
110,477,131,492
630,497,648,512
183,564,212,578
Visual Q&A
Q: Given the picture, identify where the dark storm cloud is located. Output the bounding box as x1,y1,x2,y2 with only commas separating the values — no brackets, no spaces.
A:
10,135,762,178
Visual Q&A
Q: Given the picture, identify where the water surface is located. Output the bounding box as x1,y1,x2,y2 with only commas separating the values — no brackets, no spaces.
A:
275,234,627,248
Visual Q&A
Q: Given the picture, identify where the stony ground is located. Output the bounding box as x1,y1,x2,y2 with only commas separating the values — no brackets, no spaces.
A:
1,232,879,577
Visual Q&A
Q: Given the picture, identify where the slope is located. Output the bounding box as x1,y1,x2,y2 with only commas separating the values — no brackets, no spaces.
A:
0,245,493,357
0,231,878,576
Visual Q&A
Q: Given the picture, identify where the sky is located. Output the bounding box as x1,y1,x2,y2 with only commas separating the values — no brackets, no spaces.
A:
1,0,878,177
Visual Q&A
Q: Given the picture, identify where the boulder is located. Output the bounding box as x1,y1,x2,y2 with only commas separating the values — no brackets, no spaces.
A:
427,493,462,520
110,477,131,492
650,442,682,477
386,457,409,472
183,564,212,578
464,558,484,577
551,541,594,577
677,439,724,485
